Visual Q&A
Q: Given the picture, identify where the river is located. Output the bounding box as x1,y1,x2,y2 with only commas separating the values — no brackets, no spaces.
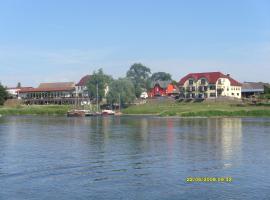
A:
0,116,270,199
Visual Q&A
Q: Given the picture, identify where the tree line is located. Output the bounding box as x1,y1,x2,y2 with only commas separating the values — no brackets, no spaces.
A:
0,63,175,106
0,83,8,105
87,63,176,105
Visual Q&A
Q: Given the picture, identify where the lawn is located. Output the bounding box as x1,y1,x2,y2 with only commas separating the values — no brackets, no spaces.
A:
123,101,270,117
0,105,71,115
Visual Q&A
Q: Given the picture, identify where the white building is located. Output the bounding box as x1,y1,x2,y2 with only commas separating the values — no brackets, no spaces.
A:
75,75,91,97
179,72,242,99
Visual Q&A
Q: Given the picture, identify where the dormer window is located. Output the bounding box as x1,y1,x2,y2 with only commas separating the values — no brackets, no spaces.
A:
201,79,206,85
189,79,193,85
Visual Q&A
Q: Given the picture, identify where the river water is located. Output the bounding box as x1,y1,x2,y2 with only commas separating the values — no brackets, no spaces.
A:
0,116,270,200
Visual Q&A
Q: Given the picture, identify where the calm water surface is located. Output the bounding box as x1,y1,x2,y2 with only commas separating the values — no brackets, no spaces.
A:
0,116,270,200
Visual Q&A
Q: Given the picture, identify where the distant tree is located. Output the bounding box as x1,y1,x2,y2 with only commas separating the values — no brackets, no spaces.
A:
87,69,113,101
0,83,8,105
150,72,172,82
17,82,21,88
107,78,136,105
171,80,178,86
126,63,151,98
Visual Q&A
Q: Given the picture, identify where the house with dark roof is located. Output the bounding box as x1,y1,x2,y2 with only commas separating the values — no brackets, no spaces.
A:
241,82,270,98
75,75,91,97
178,72,242,99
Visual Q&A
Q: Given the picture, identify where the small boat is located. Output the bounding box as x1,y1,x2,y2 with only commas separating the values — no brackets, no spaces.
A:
102,109,115,115
114,112,122,116
67,109,86,117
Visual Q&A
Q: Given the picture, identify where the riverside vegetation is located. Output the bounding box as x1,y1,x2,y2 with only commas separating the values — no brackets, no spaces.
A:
0,105,71,115
0,101,270,117
122,101,270,117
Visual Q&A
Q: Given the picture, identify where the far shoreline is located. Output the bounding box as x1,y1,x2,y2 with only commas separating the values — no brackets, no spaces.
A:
1,101,270,118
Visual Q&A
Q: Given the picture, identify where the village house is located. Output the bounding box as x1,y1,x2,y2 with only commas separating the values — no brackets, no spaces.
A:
15,75,96,104
241,82,270,98
178,72,242,99
18,82,76,103
75,75,91,97
148,81,179,98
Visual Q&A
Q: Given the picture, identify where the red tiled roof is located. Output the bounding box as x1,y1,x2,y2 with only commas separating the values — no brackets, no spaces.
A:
179,72,241,86
19,87,75,93
76,75,91,86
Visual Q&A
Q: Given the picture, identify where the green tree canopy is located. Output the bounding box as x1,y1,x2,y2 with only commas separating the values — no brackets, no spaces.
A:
150,72,172,82
87,69,113,101
107,78,136,105
126,63,151,98
0,83,8,105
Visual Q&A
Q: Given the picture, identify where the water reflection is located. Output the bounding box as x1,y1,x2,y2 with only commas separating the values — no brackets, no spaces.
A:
0,116,270,200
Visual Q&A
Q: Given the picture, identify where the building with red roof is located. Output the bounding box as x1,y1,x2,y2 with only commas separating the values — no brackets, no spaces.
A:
148,81,179,97
17,75,93,104
75,75,91,97
178,72,242,99
19,82,76,99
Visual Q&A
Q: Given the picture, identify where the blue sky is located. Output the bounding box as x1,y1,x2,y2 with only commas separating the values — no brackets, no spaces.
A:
0,0,269,86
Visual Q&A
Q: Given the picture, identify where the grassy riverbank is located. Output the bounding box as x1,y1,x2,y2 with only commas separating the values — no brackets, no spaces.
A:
123,101,270,117
1,101,270,117
0,105,71,115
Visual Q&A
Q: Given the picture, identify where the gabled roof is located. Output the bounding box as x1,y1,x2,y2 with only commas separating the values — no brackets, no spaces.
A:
19,82,75,93
150,81,171,89
76,75,91,86
179,72,241,86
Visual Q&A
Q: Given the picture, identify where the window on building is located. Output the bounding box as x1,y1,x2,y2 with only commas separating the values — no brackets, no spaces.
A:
201,79,206,85
209,85,216,90
231,93,234,95
237,93,239,96
210,93,216,97
189,79,193,85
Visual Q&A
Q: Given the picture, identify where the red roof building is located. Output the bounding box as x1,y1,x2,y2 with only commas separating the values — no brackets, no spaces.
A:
18,82,76,100
76,75,91,86
178,72,242,99
148,81,179,97
179,72,241,86
75,75,91,97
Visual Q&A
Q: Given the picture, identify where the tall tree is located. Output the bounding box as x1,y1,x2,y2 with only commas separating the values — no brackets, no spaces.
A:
107,78,136,105
0,83,8,105
150,72,172,81
87,69,113,101
126,63,151,97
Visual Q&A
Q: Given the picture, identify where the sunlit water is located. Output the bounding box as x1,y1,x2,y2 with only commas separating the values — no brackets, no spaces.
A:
0,116,270,200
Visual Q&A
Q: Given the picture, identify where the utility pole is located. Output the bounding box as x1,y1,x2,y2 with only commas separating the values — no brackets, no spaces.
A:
119,93,121,112
96,83,99,112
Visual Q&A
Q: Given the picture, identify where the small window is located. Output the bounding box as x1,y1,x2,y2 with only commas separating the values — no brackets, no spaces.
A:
189,79,193,85
231,93,234,95
237,93,239,96
210,93,216,97
201,79,206,85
